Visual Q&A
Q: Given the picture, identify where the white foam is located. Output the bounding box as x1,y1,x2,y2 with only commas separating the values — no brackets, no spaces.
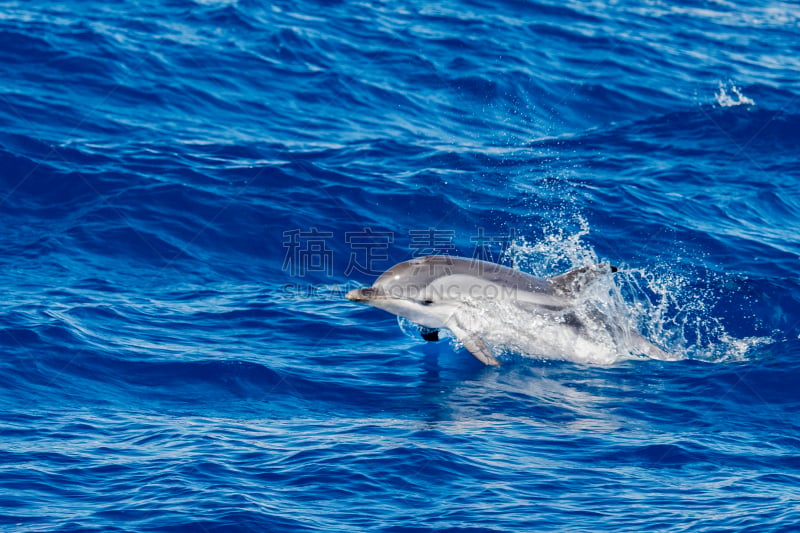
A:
715,82,755,107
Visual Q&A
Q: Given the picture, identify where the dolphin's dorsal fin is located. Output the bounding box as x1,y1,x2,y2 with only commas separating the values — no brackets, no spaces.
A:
548,263,617,298
445,317,501,366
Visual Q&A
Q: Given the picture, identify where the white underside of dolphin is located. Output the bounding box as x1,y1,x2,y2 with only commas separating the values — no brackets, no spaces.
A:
346,255,673,366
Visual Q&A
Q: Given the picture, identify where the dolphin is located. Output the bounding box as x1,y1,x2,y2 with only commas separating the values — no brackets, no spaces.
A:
346,255,670,366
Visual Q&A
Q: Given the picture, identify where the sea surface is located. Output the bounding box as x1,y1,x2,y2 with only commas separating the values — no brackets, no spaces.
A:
1,0,799,531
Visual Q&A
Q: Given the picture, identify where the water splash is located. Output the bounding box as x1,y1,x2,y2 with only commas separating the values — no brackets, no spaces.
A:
614,264,771,362
512,222,772,363
715,82,755,107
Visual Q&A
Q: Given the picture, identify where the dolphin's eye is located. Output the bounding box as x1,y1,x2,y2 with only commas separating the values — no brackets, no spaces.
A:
421,299,434,306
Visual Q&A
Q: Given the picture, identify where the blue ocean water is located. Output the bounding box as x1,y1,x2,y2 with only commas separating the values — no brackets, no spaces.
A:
1,0,799,530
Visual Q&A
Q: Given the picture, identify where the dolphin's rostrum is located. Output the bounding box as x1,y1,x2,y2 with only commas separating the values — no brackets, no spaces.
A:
346,255,669,366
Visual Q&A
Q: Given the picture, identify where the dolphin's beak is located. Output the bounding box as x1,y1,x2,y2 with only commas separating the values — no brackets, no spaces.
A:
346,287,379,302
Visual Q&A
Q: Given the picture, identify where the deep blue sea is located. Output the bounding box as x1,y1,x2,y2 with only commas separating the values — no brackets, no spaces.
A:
1,0,799,531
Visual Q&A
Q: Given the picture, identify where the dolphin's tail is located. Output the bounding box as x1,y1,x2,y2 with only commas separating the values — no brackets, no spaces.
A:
631,332,680,361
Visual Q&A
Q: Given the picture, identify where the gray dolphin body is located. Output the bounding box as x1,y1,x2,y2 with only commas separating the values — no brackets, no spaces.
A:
346,255,668,366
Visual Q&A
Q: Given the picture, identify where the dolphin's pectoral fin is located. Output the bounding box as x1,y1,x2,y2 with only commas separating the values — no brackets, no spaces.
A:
549,263,617,297
460,333,501,366
445,318,501,366
420,327,440,342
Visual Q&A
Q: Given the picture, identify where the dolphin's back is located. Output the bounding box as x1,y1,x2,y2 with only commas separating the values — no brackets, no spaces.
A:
374,255,551,295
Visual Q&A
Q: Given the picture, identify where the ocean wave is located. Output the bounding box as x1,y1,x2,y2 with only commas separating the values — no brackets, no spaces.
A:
1,0,799,531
